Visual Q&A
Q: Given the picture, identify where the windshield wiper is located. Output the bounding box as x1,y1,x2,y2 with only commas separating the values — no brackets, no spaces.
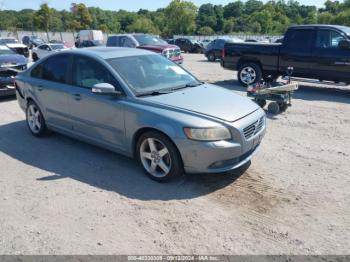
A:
171,82,203,91
136,90,172,97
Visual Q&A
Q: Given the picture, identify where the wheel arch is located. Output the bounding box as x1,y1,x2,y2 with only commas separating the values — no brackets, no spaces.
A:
237,58,263,71
132,127,184,167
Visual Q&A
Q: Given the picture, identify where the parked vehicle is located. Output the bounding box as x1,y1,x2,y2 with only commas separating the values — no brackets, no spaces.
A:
205,38,243,62
165,39,175,44
0,38,29,58
75,30,103,47
49,39,74,48
107,34,183,64
32,43,67,61
221,25,350,86
245,39,258,43
201,39,212,49
78,40,104,48
0,46,27,96
15,47,265,181
174,38,204,53
22,36,45,49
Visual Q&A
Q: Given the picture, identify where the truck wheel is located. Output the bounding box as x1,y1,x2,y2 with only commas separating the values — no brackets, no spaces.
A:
207,53,216,62
238,63,262,87
268,102,280,114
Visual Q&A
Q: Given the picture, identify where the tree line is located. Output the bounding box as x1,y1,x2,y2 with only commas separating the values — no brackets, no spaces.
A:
0,0,350,36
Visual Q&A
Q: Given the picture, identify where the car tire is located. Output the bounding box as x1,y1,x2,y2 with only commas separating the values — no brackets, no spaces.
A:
207,53,216,62
256,99,266,108
26,101,48,137
137,131,183,182
238,63,262,87
32,53,39,62
268,102,280,114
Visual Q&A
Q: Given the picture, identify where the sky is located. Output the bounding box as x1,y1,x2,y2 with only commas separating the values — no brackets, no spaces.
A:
0,0,325,11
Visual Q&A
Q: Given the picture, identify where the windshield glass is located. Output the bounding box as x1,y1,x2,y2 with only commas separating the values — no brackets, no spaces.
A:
108,54,200,95
338,26,350,36
51,44,65,50
133,35,167,45
0,48,15,55
0,38,18,44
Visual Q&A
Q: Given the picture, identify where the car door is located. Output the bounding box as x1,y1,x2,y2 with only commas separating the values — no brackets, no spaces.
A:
28,54,72,131
279,28,315,78
215,40,225,58
38,44,51,58
66,54,125,149
311,28,350,83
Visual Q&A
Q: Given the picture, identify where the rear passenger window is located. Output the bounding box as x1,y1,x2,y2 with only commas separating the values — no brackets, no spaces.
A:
30,63,44,78
283,29,314,51
41,55,70,83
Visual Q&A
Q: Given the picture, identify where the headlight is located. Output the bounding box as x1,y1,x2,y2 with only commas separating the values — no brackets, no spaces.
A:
184,126,231,141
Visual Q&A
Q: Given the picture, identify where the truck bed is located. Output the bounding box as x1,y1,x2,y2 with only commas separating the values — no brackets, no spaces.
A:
222,42,281,73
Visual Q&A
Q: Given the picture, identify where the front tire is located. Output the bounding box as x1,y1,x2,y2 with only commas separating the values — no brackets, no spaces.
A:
26,101,48,137
238,63,262,87
137,131,183,182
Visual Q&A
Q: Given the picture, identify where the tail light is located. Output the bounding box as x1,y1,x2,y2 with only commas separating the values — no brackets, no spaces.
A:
221,48,225,59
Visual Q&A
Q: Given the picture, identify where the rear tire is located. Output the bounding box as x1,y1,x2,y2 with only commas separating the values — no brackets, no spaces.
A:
238,63,262,87
256,99,266,108
136,131,183,182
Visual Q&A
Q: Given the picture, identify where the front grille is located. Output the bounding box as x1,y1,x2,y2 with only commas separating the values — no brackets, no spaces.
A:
167,48,181,58
243,117,264,139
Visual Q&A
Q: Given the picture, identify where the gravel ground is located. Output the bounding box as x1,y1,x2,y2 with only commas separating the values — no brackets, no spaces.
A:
0,53,349,255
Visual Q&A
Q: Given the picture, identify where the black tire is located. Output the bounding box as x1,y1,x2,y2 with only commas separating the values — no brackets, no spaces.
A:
238,62,262,87
207,53,216,62
136,131,183,182
26,100,48,137
32,53,39,62
256,99,267,108
268,102,280,114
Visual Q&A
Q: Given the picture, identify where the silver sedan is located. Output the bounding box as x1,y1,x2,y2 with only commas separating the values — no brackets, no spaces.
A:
15,47,266,181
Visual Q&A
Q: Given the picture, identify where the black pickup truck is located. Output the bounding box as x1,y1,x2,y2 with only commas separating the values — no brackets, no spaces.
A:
221,25,350,86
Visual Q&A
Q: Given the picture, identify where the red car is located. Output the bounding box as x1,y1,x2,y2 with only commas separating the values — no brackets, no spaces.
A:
106,34,183,64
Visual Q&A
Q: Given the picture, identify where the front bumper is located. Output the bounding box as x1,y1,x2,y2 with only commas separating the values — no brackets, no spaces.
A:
175,109,266,174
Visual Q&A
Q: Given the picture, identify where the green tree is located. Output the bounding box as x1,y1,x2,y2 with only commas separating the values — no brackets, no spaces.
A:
223,18,235,33
126,17,160,34
70,3,92,31
164,0,197,35
34,3,52,32
197,26,214,35
223,1,244,19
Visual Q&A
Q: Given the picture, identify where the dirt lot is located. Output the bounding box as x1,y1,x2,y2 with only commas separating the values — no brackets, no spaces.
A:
0,54,349,255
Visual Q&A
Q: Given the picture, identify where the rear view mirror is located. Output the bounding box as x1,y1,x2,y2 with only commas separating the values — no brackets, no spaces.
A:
338,40,350,49
92,83,122,96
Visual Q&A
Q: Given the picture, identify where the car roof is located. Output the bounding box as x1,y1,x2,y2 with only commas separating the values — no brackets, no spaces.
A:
62,47,154,60
288,24,350,31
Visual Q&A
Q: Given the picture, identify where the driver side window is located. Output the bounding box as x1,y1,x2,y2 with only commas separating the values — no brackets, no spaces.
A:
72,55,120,90
316,30,345,49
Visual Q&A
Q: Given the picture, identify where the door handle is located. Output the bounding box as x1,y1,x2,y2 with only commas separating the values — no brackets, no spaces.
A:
72,93,81,101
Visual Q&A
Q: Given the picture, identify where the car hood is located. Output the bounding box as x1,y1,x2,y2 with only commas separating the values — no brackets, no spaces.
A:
142,84,259,122
138,44,180,52
6,43,27,48
0,54,27,65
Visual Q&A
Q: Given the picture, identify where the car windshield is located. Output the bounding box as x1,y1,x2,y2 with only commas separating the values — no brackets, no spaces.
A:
51,44,65,50
338,26,350,36
133,35,167,45
108,54,200,95
0,48,15,55
0,38,18,44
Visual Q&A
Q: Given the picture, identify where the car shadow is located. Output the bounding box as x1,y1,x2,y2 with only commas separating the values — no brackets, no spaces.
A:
0,95,16,103
0,120,249,201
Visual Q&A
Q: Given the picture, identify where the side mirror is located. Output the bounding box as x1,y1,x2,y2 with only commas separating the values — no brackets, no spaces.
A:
338,40,350,50
92,83,122,96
